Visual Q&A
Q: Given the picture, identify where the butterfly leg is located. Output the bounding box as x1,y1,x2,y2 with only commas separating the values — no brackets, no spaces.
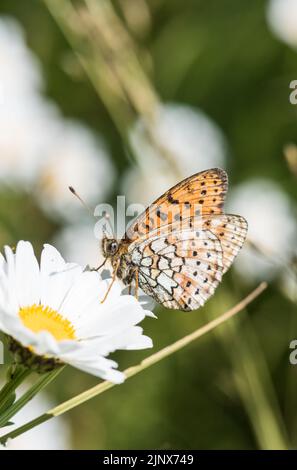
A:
90,258,107,272
100,259,120,304
125,269,138,299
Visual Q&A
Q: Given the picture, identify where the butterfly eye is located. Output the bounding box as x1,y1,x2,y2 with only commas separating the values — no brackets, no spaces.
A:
102,238,118,257
109,241,118,255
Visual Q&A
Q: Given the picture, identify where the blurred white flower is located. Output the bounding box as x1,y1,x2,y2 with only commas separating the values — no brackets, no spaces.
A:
227,179,297,282
0,17,42,103
53,221,104,268
0,389,71,450
0,241,153,382
36,121,115,221
0,97,59,188
280,269,297,304
0,16,57,188
122,103,227,205
122,165,176,207
0,15,115,213
267,0,297,49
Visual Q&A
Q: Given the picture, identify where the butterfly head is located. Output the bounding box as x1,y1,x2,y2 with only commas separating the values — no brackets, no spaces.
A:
102,237,119,258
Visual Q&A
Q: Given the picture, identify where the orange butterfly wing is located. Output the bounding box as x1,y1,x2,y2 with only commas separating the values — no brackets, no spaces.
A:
126,168,228,242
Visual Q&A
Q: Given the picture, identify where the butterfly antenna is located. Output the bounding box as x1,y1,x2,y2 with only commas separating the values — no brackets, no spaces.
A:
69,186,94,217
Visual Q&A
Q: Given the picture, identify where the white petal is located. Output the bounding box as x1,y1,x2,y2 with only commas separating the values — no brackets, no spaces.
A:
15,241,40,306
64,355,125,383
0,308,12,335
3,245,18,311
34,332,66,356
77,294,146,338
143,309,157,319
126,289,157,318
121,327,153,350
0,308,75,357
0,311,37,344
0,252,6,273
77,325,153,356
40,244,83,311
31,332,78,357
59,271,100,324
0,271,10,312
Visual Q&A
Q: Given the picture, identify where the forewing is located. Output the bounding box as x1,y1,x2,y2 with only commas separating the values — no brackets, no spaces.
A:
126,168,228,242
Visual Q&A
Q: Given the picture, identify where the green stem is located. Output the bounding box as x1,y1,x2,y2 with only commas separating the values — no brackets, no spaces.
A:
0,283,267,445
0,366,31,416
0,413,51,443
0,366,64,429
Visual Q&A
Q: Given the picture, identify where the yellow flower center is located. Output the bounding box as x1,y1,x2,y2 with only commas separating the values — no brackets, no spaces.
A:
19,304,76,341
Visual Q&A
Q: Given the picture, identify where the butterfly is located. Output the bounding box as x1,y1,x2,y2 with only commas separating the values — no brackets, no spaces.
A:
100,168,248,311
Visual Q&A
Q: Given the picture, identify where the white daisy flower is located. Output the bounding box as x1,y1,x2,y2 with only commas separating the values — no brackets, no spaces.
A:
35,120,115,222
0,241,153,383
0,16,57,189
0,16,115,208
0,97,59,188
0,17,42,103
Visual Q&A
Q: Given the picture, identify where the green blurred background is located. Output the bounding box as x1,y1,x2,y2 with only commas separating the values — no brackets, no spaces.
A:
0,0,296,450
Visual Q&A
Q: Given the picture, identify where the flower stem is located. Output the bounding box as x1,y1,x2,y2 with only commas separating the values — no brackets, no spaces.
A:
0,366,64,429
0,282,267,445
0,366,31,417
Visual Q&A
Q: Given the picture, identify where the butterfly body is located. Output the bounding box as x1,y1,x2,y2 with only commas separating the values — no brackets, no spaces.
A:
102,238,134,285
101,169,248,311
